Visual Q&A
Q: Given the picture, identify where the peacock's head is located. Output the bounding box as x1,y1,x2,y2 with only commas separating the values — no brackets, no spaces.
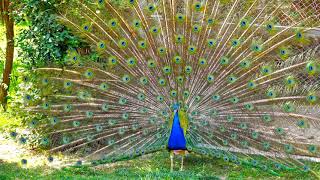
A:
173,103,180,111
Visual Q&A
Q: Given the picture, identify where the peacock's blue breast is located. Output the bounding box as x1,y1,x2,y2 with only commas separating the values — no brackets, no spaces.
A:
168,111,187,150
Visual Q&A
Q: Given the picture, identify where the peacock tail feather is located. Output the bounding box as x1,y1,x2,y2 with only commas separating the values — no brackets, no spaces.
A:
20,0,320,173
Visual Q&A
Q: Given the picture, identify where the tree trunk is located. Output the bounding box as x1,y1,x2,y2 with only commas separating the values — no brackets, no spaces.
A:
0,0,14,110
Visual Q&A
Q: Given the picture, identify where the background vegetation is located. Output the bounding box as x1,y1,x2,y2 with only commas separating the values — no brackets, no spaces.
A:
14,0,80,67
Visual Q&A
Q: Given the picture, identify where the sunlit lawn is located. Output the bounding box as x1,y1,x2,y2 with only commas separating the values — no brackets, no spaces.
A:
1,148,320,180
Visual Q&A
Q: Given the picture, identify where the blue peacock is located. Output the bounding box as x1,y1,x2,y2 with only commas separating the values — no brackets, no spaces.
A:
20,0,320,173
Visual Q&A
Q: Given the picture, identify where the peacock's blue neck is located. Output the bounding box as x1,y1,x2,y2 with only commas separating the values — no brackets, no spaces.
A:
167,111,187,150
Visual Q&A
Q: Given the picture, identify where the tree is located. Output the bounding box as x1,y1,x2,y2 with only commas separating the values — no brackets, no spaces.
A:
0,0,14,110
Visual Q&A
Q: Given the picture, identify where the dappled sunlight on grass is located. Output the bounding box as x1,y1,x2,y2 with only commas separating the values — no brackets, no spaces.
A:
0,140,320,179
0,129,77,170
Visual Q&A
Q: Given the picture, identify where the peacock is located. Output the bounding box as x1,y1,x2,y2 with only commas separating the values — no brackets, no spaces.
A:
19,0,320,174
168,104,188,171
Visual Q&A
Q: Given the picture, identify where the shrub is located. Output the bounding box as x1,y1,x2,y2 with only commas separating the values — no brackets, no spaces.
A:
14,0,80,68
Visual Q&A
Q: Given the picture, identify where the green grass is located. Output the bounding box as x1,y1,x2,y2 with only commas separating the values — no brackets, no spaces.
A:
0,151,319,179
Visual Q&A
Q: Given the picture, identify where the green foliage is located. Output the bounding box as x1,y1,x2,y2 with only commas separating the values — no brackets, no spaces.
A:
0,0,83,131
14,0,80,67
0,111,21,132
0,24,39,135
0,60,25,98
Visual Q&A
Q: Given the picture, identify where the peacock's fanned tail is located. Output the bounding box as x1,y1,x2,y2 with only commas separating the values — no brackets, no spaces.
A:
22,0,320,172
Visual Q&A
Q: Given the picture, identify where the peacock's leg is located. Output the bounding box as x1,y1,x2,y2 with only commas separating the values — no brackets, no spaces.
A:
180,156,184,171
170,153,174,172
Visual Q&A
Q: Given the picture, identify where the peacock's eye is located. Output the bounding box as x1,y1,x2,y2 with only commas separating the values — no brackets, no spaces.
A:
297,33,302,38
